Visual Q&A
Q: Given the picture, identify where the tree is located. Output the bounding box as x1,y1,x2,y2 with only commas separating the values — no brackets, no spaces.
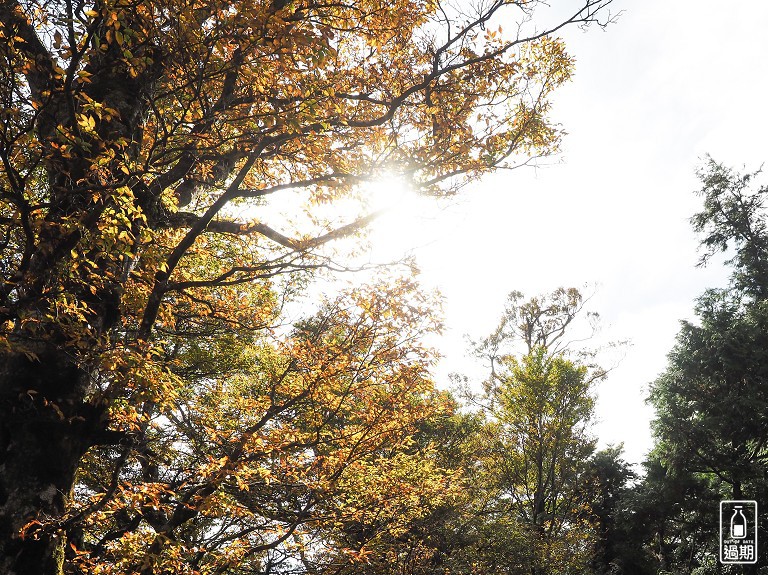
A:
61,279,452,575
646,158,768,572
335,396,540,575
651,158,768,486
584,445,656,575
470,287,602,389
692,157,768,298
492,347,597,574
0,0,615,572
331,289,612,575
315,406,490,575
466,288,606,575
650,289,768,500
625,452,720,575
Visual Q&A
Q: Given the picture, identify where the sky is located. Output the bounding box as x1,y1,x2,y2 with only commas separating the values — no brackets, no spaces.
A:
358,0,768,465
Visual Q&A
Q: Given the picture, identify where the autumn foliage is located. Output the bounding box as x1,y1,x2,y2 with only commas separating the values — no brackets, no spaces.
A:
63,281,452,574
0,0,613,573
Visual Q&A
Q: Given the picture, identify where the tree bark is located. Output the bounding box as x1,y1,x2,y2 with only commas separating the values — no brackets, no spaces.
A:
0,351,94,575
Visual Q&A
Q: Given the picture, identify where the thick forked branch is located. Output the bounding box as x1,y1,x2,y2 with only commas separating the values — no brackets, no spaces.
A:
167,211,301,248
165,209,382,250
137,153,259,340
143,48,247,208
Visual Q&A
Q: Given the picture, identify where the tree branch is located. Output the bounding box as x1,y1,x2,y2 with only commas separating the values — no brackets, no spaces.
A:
164,208,383,251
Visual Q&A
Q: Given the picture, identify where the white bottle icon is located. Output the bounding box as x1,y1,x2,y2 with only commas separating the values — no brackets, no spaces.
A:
731,505,748,539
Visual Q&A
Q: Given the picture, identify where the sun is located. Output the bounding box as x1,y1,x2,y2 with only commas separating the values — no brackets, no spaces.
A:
363,174,415,214
359,174,437,260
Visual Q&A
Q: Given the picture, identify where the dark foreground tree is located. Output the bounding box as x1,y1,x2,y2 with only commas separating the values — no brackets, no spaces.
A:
585,446,662,575
0,0,616,572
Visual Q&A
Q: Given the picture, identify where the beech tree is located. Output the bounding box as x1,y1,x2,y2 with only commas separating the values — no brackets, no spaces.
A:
0,0,614,573
65,280,454,575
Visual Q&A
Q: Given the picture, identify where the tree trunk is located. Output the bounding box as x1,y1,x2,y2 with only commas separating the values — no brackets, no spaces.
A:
0,350,94,575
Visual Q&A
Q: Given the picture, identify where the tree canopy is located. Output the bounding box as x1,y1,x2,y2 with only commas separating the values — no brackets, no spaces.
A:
644,158,768,573
0,0,615,573
445,288,606,575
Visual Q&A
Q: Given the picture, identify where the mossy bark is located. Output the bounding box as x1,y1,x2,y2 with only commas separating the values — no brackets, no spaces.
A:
0,351,93,575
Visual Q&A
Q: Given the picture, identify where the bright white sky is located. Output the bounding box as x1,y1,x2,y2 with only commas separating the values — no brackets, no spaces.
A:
357,0,768,465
